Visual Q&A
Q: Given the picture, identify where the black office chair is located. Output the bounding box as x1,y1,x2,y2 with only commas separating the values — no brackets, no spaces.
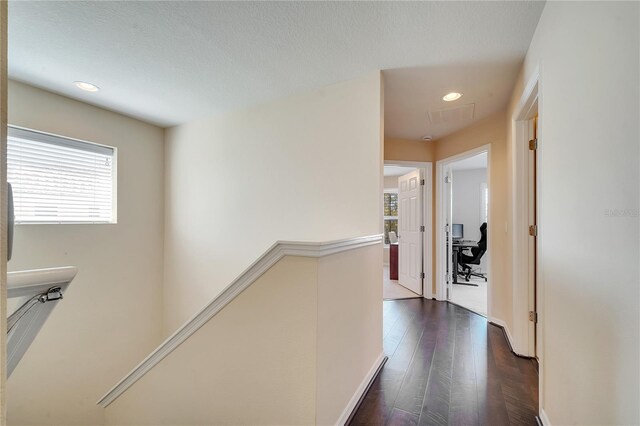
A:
458,222,487,282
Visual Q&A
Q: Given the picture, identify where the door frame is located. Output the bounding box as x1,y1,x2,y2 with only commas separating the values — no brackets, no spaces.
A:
435,145,491,318
383,160,432,298
511,68,541,359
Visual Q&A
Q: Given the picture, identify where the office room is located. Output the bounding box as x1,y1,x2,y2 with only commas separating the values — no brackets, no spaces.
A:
449,152,488,315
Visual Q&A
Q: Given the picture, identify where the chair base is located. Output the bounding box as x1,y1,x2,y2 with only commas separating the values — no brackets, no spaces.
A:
458,264,488,283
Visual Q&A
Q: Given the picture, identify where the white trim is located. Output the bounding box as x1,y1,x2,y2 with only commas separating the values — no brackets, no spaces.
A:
97,234,383,408
435,161,447,301
384,160,432,299
435,145,491,314
536,75,546,418
334,351,385,426
423,163,433,299
384,160,427,167
511,67,540,357
539,408,551,426
489,317,519,356
512,64,548,425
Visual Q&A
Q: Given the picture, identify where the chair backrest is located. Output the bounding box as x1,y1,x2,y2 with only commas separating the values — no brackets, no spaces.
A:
477,222,487,250
470,222,487,260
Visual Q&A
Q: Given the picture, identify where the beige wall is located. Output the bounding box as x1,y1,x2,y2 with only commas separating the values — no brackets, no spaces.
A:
105,244,382,425
507,2,639,424
164,72,383,334
384,137,434,163
6,81,165,425
316,244,382,425
435,111,510,325
106,256,319,425
385,113,507,303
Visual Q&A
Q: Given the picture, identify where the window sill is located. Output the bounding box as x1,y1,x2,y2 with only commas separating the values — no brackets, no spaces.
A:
16,221,118,225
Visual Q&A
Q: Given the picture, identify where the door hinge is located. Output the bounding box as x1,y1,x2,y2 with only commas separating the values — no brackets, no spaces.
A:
529,138,538,150
420,179,425,186
529,311,538,323
444,175,452,184
421,272,425,279
420,225,425,232
445,224,450,233
529,225,538,236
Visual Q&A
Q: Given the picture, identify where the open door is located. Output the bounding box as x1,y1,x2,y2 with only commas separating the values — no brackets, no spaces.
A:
398,169,422,295
444,166,453,300
528,116,539,358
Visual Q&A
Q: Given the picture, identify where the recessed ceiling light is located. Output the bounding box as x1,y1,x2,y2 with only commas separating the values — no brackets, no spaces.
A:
422,135,433,141
442,92,462,102
74,81,100,92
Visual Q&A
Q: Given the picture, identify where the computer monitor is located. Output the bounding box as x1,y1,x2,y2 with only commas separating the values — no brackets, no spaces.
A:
451,223,463,239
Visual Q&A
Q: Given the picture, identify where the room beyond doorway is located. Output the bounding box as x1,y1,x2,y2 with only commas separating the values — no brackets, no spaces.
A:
436,147,490,317
382,162,432,300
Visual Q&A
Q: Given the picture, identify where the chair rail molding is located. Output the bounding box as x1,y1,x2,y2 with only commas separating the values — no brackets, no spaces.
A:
97,234,383,408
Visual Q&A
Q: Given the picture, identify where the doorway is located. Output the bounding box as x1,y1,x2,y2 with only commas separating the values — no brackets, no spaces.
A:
435,145,491,317
382,162,432,300
528,115,539,358
512,75,540,360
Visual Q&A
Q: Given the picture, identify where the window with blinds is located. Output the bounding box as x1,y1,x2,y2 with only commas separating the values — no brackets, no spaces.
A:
383,191,398,245
8,126,116,224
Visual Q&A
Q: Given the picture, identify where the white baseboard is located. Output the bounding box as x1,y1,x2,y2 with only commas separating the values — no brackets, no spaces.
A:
423,287,433,299
539,408,551,425
489,317,521,356
335,352,385,426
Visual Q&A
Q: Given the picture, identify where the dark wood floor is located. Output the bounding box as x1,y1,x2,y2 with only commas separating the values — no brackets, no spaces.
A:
349,299,538,426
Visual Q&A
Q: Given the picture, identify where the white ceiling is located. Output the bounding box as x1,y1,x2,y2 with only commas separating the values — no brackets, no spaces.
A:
8,1,545,130
384,165,416,177
451,152,488,171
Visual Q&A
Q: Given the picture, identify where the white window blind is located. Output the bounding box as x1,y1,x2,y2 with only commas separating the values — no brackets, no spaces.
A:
480,182,488,224
8,126,116,224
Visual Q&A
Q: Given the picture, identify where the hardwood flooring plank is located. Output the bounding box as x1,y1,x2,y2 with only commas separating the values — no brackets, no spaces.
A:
469,313,511,426
383,300,421,356
393,301,442,414
387,408,419,426
417,304,457,426
350,371,398,426
383,300,404,340
487,325,538,426
354,300,425,425
515,357,539,410
449,310,479,425
349,299,539,426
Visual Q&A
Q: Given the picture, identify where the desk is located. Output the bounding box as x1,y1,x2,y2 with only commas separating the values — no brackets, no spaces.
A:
452,241,478,286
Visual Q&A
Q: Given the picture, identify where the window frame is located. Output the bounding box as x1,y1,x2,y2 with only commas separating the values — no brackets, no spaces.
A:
8,125,118,225
480,182,488,225
383,189,399,246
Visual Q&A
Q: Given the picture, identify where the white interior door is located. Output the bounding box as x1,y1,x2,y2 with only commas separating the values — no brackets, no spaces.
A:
398,170,423,295
445,166,453,300
527,117,538,357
